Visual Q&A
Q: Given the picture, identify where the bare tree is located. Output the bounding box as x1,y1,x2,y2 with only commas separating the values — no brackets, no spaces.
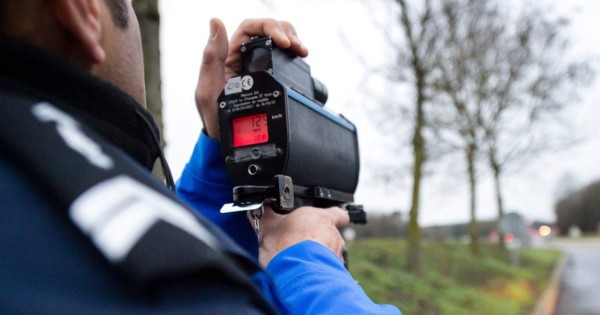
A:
361,0,593,257
479,4,593,248
394,0,440,272
133,0,164,179
347,0,441,271
432,0,593,251
361,0,451,268
555,179,600,234
431,0,490,254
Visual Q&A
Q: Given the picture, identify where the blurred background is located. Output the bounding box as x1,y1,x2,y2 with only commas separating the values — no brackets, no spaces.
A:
131,0,600,313
153,0,599,229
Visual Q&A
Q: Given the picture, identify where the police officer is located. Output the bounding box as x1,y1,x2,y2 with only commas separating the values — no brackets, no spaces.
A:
0,1,401,314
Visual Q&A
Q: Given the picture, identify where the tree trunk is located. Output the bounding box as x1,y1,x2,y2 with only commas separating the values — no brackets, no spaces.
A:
491,159,506,249
407,95,425,272
467,142,480,255
133,0,164,180
397,0,427,273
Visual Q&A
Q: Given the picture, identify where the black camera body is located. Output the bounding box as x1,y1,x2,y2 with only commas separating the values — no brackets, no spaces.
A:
217,36,365,224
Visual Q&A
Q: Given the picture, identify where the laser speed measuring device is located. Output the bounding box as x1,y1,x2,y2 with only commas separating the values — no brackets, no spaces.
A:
217,36,366,224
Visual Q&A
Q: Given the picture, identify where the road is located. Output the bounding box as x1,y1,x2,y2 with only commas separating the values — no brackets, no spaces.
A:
551,238,600,315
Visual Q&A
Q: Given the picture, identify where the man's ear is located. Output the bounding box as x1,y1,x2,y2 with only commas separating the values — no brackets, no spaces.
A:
52,0,105,64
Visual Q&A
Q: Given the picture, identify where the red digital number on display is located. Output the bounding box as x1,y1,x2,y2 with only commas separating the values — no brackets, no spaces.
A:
232,113,269,147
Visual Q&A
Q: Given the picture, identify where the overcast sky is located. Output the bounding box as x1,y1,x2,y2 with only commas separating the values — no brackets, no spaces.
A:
160,0,600,226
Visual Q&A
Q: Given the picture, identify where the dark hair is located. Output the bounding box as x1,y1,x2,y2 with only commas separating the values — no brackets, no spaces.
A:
0,1,129,33
105,0,129,29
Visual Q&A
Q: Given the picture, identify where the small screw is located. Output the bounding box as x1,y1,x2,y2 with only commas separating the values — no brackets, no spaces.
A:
273,91,280,98
283,186,292,200
248,164,259,175
225,156,234,164
219,102,227,108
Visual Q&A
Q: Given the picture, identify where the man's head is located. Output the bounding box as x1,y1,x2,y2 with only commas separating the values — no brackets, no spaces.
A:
0,0,146,107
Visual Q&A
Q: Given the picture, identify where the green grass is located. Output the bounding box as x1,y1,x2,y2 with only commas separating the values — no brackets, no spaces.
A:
347,239,561,315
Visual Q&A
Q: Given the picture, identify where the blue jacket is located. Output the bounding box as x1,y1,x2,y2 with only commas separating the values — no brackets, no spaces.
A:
177,133,401,314
0,33,280,314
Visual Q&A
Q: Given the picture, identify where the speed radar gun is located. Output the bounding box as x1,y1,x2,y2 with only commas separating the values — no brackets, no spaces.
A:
217,36,366,225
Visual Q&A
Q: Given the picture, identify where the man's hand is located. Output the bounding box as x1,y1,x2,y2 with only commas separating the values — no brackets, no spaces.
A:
250,206,350,268
195,18,308,139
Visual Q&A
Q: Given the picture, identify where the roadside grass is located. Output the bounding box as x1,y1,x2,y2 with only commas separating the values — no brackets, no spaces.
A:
347,239,561,315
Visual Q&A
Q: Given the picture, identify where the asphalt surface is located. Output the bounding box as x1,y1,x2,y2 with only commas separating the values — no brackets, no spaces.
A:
552,239,600,315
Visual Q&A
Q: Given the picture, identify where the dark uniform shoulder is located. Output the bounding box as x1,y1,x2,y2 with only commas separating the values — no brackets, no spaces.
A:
0,93,277,315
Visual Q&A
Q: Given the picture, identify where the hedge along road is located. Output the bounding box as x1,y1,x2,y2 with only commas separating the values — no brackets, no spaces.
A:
552,238,600,315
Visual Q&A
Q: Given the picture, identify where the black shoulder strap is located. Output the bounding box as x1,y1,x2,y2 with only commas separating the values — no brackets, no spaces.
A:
0,94,276,312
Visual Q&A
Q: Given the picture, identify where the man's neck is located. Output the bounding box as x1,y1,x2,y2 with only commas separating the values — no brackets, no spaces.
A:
0,33,161,172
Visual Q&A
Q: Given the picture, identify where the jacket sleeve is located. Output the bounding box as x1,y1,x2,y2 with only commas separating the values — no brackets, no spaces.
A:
175,131,259,257
267,240,402,315
176,132,402,315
